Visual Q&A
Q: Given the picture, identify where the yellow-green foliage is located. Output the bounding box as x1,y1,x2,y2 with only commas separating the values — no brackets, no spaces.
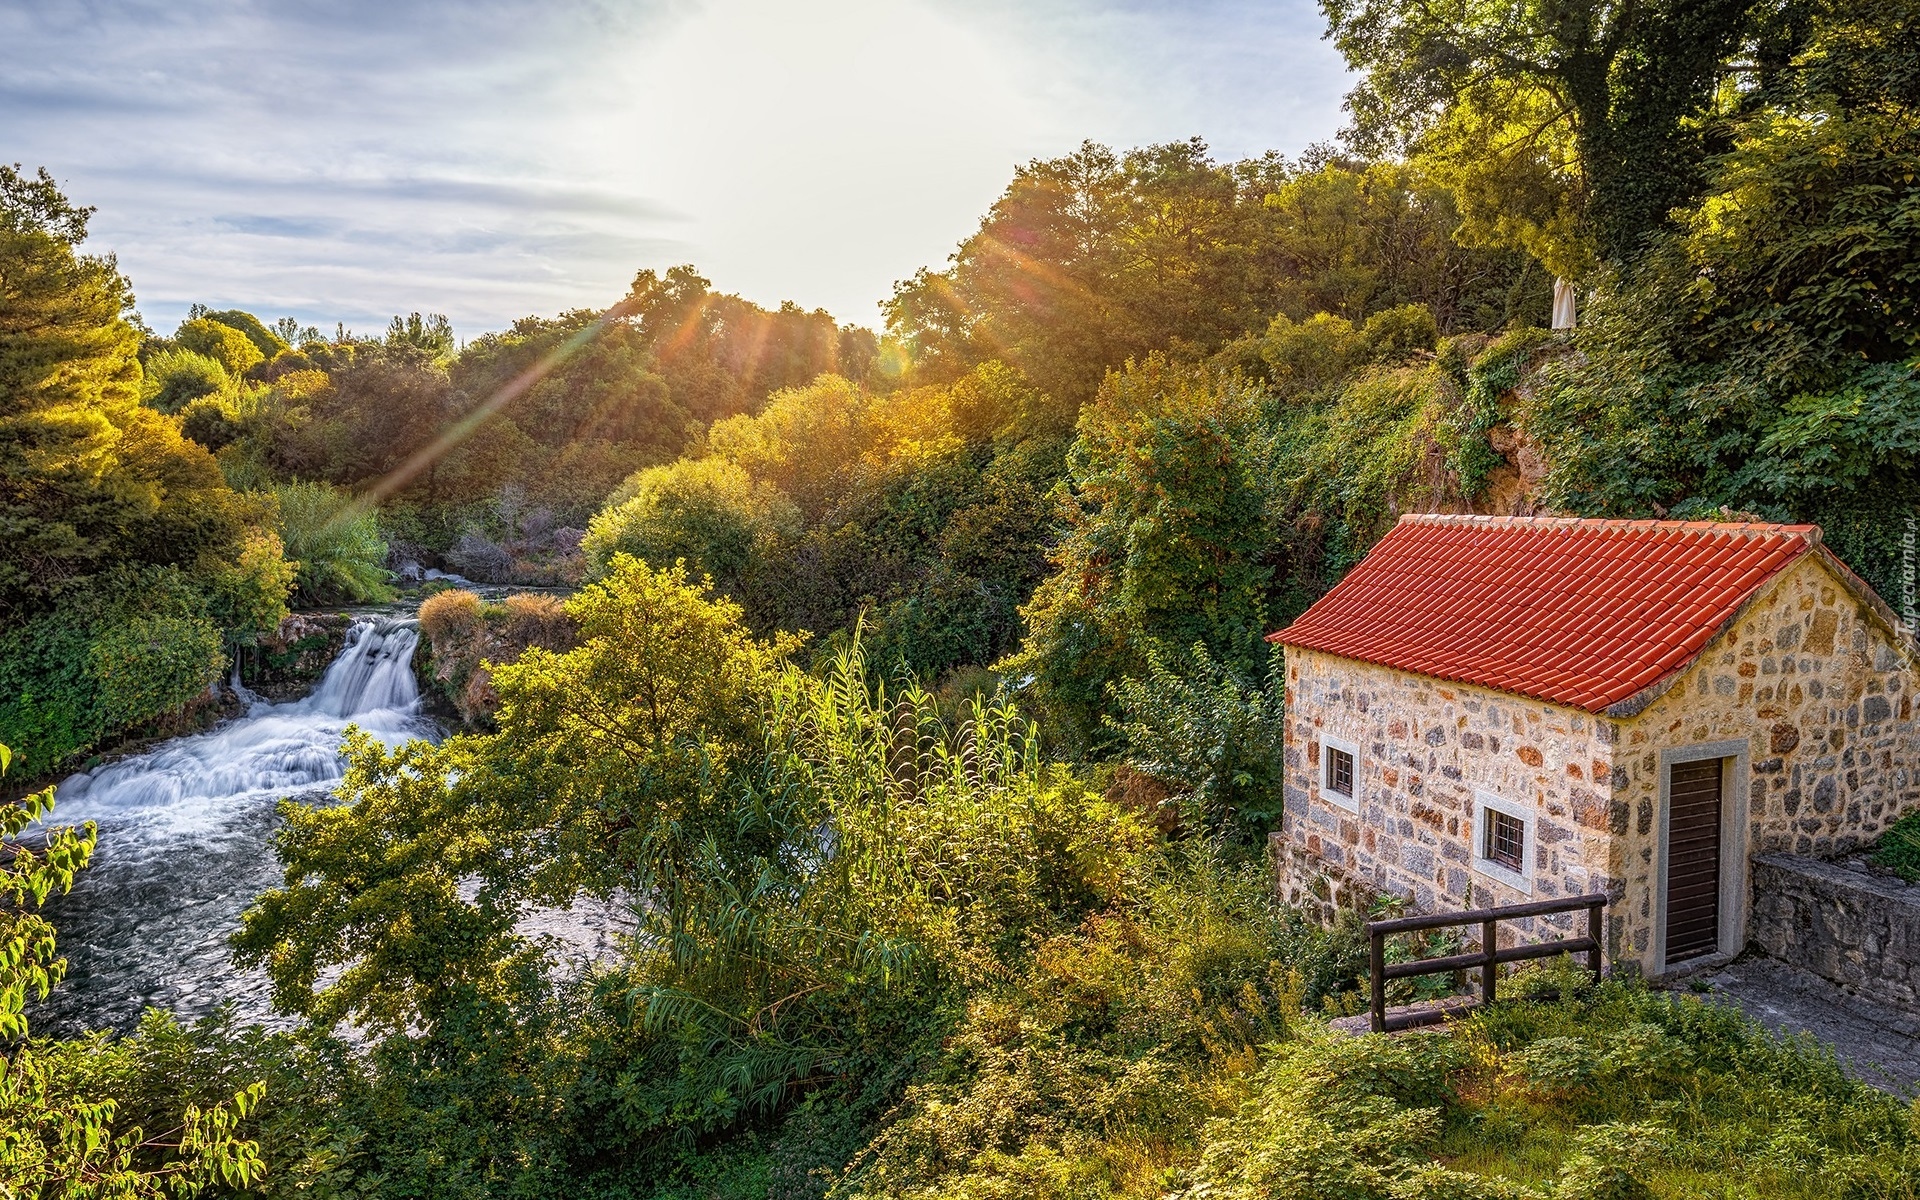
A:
198,308,289,358
174,317,264,378
272,482,392,605
845,969,1920,1200
838,849,1320,1200
1003,357,1271,751
142,348,229,414
1285,363,1452,535
704,375,871,512
583,456,800,589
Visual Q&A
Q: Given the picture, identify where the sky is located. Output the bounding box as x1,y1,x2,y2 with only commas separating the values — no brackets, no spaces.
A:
1,0,1352,338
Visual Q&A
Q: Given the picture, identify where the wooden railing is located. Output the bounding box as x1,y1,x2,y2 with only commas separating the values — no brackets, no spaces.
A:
1365,893,1607,1033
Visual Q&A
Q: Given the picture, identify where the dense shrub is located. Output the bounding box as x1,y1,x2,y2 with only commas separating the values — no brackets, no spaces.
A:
583,457,800,593
0,569,240,775
273,482,393,604
1004,358,1271,751
87,614,224,730
142,348,229,414
178,394,243,449
174,316,265,377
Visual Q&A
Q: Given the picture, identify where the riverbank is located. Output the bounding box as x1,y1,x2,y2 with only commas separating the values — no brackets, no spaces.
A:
32,617,438,1036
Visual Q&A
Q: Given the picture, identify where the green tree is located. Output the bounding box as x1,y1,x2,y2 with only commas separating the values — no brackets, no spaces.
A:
1518,25,1920,599
196,306,289,358
0,743,266,1198
449,307,691,519
235,556,795,1034
1323,0,1800,266
141,348,228,414
889,142,1536,406
385,311,455,359
264,353,453,492
0,168,269,632
175,317,265,377
624,265,855,421
1003,357,1271,750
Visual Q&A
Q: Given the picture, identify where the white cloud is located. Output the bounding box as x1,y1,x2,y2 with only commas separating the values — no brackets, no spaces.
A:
1,0,1349,337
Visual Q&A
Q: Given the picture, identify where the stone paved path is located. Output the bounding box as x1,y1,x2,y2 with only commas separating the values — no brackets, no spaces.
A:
1691,958,1920,1096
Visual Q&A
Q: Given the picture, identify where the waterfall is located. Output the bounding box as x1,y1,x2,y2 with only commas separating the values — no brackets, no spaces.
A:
35,616,439,1036
56,617,428,828
38,614,625,1037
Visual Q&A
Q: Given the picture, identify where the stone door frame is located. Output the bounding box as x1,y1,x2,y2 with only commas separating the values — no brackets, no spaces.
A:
1652,738,1752,976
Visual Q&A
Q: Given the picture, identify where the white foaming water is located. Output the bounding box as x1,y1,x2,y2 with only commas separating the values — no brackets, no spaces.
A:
37,615,632,1038
57,618,430,833
36,618,441,1035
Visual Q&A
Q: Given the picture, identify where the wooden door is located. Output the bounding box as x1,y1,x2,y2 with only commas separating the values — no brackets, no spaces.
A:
1664,757,1724,963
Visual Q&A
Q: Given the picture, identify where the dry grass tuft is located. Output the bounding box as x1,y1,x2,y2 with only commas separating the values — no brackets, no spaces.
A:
418,589,484,648
500,593,574,652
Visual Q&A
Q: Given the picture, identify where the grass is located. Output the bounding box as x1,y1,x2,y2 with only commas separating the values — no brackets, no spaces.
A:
1871,810,1920,883
838,955,1920,1199
1419,964,1919,1199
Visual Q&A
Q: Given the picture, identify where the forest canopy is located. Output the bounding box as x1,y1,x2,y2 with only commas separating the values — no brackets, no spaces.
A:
6,0,1920,1192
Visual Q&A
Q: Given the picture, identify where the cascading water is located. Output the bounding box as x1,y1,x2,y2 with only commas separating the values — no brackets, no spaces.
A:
34,618,438,1035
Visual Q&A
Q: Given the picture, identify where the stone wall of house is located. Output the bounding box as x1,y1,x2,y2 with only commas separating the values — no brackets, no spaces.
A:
1749,853,1920,1016
1278,552,1920,977
1610,554,1920,971
1279,650,1617,944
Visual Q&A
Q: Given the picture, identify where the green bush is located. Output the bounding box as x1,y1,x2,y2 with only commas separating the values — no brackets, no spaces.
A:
88,614,223,729
583,456,800,595
0,570,232,775
1105,640,1286,842
142,348,229,414
273,481,394,605
178,394,242,449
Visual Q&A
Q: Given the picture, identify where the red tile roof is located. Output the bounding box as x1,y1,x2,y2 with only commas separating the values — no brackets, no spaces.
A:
1269,515,1821,712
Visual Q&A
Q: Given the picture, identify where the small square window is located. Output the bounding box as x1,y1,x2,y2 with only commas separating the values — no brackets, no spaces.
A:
1486,810,1525,871
1472,791,1534,894
1319,734,1359,812
1327,746,1354,797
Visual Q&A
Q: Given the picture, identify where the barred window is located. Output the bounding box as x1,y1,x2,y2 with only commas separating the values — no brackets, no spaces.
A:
1326,745,1354,798
1486,809,1525,871
1473,793,1534,893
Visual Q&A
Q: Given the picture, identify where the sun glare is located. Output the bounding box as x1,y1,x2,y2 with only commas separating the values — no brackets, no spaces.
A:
560,0,1058,323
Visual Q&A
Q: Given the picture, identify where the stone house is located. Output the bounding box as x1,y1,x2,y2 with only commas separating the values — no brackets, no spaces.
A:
1270,515,1920,978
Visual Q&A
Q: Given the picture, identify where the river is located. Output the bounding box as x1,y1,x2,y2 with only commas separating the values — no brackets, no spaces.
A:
32,615,631,1038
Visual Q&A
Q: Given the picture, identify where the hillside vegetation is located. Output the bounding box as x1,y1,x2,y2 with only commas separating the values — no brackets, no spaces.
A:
4,0,1920,1195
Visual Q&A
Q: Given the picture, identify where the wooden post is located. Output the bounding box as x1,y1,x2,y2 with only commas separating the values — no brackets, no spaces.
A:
1369,929,1386,1033
1481,918,1499,1007
1586,900,1604,982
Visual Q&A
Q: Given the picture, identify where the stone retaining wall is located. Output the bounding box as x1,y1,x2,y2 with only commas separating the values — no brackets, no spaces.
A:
1749,853,1920,1016
1271,833,1379,928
